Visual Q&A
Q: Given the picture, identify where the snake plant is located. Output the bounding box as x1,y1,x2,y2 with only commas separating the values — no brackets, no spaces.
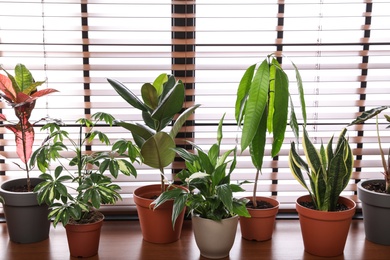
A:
289,127,353,211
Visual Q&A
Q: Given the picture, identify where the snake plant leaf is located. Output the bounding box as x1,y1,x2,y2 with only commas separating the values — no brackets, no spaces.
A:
141,83,159,110
235,64,256,125
107,78,148,112
271,66,289,157
240,59,270,152
348,105,389,125
151,81,185,124
289,141,311,192
141,131,176,171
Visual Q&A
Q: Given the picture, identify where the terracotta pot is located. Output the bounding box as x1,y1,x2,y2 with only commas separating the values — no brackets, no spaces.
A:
65,213,104,258
296,195,356,257
0,178,51,243
133,184,185,244
240,196,279,241
358,179,390,245
192,214,238,259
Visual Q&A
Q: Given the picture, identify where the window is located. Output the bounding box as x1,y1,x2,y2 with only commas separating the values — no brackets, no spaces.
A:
1,0,390,212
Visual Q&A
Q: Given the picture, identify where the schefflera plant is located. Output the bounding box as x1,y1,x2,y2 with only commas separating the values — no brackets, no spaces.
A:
288,127,354,211
235,53,306,207
0,64,58,191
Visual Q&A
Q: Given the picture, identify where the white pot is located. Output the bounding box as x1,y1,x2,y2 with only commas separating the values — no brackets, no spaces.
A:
192,214,238,259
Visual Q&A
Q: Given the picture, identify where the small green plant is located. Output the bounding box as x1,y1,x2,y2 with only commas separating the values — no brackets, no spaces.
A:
288,127,354,211
235,53,306,207
31,112,139,226
152,115,250,227
107,73,200,194
0,64,58,191
349,105,390,193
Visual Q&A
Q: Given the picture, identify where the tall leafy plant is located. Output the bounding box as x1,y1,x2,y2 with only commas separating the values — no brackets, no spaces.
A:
0,64,58,191
32,113,139,226
349,105,390,193
107,73,200,193
289,127,354,211
235,54,306,207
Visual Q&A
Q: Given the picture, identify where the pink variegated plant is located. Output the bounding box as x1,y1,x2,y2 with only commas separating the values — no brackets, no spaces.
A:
0,64,58,191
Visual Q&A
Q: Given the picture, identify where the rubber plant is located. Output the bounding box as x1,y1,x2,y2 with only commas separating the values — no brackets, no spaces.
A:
349,105,390,193
152,115,250,227
31,112,139,226
288,127,353,211
0,64,58,191
107,73,200,193
235,53,307,207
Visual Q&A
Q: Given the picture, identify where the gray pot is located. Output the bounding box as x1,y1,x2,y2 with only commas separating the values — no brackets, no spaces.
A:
358,179,390,245
192,214,238,259
0,178,51,243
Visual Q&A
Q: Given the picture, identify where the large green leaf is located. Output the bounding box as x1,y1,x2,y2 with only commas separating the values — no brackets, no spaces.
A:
141,132,176,171
271,67,289,157
240,59,270,152
141,83,159,110
151,82,185,126
249,109,267,170
235,64,256,124
107,78,148,111
170,104,200,138
114,120,154,143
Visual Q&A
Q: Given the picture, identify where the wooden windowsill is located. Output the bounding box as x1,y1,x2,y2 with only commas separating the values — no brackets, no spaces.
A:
1,219,389,260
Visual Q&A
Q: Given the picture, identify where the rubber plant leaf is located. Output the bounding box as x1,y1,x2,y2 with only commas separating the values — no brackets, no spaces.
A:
141,131,176,171
170,104,201,139
107,78,149,112
151,82,185,125
141,83,159,110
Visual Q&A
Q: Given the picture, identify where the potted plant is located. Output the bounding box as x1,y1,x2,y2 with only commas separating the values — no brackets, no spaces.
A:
289,127,356,257
235,53,307,241
0,64,58,243
349,105,390,245
107,73,200,243
31,112,138,257
153,115,250,259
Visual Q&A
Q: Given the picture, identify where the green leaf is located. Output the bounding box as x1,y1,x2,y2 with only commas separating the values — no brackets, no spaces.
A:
170,104,200,139
107,78,148,111
240,59,270,152
141,132,176,171
235,64,256,125
141,83,159,110
151,82,185,127
271,66,289,157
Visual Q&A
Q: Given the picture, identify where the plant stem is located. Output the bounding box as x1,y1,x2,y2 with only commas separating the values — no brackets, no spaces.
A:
252,169,260,208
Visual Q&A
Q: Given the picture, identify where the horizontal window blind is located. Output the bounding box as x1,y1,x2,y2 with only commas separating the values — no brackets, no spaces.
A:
1,0,390,214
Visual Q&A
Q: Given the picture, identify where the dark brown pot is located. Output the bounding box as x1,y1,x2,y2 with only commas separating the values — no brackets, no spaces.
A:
133,184,185,244
239,196,279,241
65,213,104,258
296,195,356,257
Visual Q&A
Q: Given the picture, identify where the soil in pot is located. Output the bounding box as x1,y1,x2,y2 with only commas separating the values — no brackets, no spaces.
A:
361,180,387,193
246,199,274,209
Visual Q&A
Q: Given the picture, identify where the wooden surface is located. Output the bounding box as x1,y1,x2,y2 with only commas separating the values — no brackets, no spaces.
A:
1,219,389,260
